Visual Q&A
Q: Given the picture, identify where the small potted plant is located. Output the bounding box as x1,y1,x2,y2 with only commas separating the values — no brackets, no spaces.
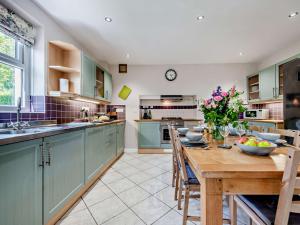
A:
200,86,248,141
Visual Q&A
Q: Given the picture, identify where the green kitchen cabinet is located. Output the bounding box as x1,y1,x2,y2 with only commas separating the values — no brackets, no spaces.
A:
85,126,105,181
138,122,161,148
104,71,113,102
81,53,96,98
103,124,117,163
0,139,43,225
116,123,125,155
43,131,85,223
259,65,276,100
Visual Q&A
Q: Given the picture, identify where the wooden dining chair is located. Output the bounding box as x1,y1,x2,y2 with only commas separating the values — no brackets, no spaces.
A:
173,130,201,225
268,128,300,147
168,125,180,201
230,146,300,225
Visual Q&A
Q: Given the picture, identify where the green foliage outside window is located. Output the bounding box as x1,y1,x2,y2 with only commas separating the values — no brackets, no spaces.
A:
0,32,16,106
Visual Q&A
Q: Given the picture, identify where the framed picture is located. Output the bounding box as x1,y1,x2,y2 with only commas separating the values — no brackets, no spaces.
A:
119,64,127,73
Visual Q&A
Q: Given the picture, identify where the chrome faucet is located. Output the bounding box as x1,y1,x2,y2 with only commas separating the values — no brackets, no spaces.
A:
8,97,30,130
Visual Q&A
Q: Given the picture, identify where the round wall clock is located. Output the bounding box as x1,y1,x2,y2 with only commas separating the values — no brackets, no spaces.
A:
165,69,177,81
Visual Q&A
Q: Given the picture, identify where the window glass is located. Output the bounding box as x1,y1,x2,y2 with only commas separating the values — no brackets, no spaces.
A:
0,62,22,106
0,31,16,58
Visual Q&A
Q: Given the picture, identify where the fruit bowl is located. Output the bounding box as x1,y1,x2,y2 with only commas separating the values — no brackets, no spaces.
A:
185,132,203,141
236,137,277,156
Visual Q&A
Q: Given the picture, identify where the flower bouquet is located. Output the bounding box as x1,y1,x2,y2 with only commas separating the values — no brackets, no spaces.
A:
200,86,248,140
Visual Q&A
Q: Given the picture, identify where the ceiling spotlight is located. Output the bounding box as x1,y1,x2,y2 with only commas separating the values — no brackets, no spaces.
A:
288,12,298,18
126,53,130,59
239,52,244,56
196,16,205,20
104,17,112,22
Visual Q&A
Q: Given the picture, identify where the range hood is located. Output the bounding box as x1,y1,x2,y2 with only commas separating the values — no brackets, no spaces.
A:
160,95,183,102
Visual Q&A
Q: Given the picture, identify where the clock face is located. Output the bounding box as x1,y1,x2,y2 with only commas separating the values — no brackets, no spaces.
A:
165,69,177,81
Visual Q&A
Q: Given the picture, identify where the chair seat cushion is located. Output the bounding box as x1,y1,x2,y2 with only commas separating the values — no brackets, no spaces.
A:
238,195,300,225
184,162,200,185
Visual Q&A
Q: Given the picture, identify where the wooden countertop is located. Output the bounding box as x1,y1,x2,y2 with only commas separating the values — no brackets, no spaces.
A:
135,119,202,122
241,119,284,124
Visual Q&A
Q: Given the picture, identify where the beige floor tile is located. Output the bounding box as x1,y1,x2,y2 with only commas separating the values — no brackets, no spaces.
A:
153,210,194,225
154,186,178,208
83,183,115,207
131,196,171,225
103,209,145,225
101,171,124,184
88,195,128,224
139,178,168,194
118,186,150,207
56,209,96,225
107,177,136,194
127,171,153,184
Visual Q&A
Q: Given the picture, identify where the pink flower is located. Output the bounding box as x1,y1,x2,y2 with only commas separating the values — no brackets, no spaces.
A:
230,85,236,96
221,91,228,97
213,96,223,101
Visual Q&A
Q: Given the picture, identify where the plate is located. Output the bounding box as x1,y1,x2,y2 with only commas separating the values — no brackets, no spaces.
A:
181,137,205,144
275,139,287,144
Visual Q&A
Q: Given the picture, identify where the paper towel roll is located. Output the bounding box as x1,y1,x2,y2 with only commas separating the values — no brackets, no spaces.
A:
59,78,69,92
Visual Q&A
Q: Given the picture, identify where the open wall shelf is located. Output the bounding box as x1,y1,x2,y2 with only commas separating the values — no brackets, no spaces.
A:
47,41,81,96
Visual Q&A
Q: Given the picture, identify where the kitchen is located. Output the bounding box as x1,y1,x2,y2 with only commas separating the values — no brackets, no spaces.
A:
1,1,300,225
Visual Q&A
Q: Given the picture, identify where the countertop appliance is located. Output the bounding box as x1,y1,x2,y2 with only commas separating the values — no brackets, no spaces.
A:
283,58,300,130
160,117,184,144
244,109,269,119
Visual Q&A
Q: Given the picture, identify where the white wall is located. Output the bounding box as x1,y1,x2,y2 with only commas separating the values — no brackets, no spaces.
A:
110,63,257,149
3,0,109,95
258,38,300,70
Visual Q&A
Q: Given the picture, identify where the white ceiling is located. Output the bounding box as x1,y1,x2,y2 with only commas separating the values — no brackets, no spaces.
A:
33,0,300,65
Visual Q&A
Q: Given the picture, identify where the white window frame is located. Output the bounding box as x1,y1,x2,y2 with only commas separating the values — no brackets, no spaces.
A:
0,30,32,112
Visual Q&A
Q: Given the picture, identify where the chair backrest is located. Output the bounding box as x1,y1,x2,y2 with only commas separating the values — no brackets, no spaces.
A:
275,146,300,225
168,125,177,164
249,125,263,132
268,128,300,147
173,130,189,183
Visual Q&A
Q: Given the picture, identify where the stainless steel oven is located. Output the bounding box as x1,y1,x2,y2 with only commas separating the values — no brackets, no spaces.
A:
160,117,184,144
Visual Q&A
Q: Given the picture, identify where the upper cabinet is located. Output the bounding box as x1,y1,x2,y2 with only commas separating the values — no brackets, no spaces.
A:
247,74,260,102
104,72,113,102
81,53,96,98
259,65,276,100
47,41,113,102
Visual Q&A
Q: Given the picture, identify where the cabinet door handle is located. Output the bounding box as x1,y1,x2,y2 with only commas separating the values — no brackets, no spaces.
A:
45,143,52,166
39,144,45,167
272,88,275,98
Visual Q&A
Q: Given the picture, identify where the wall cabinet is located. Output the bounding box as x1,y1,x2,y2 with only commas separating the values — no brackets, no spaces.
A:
104,72,113,102
0,139,43,225
259,65,276,100
138,122,161,148
43,131,85,223
81,53,96,98
85,126,105,181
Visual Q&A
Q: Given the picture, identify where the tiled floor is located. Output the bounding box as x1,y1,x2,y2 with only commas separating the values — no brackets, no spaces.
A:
56,152,250,225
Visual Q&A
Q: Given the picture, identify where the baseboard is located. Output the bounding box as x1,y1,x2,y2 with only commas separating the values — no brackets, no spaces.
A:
138,148,172,154
124,148,138,153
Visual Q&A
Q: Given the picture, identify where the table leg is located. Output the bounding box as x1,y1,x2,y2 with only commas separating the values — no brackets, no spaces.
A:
201,178,223,225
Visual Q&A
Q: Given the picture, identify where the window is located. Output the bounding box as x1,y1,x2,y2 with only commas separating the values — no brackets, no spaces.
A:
0,29,32,111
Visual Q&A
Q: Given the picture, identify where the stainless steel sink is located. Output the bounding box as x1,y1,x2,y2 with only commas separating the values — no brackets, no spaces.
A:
0,130,28,135
0,126,62,135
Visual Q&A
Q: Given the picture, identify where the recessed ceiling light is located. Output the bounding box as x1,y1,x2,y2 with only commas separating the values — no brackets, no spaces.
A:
104,17,112,22
288,12,298,18
239,52,244,56
196,16,205,20
126,53,130,59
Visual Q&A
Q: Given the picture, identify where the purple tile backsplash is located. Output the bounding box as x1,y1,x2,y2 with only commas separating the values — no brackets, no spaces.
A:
0,96,114,124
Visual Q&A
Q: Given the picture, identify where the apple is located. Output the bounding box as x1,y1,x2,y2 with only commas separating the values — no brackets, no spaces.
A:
257,140,272,147
238,137,248,144
244,139,257,147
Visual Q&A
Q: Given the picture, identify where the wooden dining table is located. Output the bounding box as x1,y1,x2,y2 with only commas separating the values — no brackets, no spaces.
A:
183,137,296,225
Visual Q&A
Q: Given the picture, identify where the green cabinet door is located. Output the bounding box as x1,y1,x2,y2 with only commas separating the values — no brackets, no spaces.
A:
82,54,96,98
85,126,105,181
0,139,43,225
104,72,113,102
116,123,125,155
43,131,85,223
138,122,161,148
103,124,117,163
259,65,276,100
